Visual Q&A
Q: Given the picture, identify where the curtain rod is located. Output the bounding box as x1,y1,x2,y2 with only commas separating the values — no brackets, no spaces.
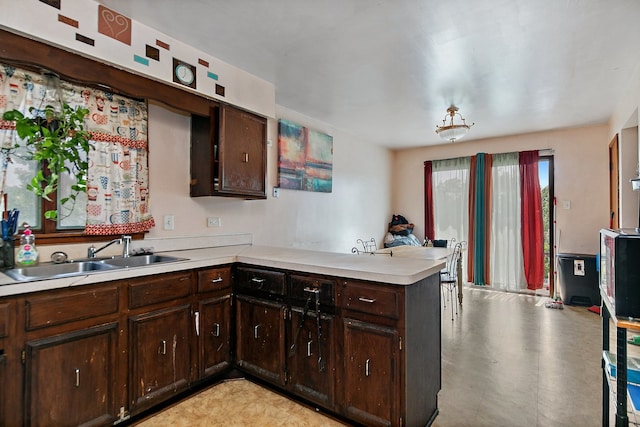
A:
423,148,554,164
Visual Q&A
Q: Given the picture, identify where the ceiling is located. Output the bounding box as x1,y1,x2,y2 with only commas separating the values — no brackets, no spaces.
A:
99,0,640,149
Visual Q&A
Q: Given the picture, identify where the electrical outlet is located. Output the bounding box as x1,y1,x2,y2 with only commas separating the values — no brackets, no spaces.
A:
163,215,175,230
207,217,222,227
273,187,280,198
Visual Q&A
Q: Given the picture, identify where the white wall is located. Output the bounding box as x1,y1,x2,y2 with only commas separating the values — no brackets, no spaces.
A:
0,0,394,254
391,125,610,255
145,102,392,253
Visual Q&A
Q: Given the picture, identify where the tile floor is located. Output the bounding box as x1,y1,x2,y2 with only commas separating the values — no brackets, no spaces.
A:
434,285,602,427
136,285,604,426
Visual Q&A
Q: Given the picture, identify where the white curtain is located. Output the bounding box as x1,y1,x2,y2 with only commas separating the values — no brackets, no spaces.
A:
490,153,527,290
432,157,470,273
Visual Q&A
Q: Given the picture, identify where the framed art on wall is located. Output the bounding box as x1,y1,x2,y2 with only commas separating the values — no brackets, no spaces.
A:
277,119,333,193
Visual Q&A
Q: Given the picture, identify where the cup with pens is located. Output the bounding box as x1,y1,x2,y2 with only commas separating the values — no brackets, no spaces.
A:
1,208,19,269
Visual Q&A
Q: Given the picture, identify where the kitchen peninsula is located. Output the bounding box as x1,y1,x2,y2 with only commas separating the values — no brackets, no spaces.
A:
0,244,444,427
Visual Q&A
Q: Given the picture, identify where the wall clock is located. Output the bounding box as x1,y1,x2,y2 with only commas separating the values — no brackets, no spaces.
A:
172,58,196,89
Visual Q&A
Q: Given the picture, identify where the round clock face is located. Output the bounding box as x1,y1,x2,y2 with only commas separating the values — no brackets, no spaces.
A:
175,64,194,85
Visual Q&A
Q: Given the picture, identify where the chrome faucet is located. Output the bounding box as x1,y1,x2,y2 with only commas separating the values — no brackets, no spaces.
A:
87,238,122,258
87,235,132,258
122,235,132,258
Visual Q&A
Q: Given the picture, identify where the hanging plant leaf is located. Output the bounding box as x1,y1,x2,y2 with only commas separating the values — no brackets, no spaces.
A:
2,103,92,220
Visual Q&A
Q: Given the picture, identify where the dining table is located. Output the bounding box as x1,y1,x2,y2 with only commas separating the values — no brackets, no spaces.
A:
375,245,464,305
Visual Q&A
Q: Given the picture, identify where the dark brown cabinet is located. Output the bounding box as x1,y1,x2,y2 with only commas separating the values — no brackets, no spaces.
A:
191,104,267,199
18,284,121,427
0,349,5,427
0,302,9,427
0,260,442,427
128,304,193,413
339,275,442,427
24,323,119,427
342,318,399,427
288,308,336,408
235,295,286,385
197,266,233,378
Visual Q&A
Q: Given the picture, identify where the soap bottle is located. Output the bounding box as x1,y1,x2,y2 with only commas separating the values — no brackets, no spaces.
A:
16,224,38,266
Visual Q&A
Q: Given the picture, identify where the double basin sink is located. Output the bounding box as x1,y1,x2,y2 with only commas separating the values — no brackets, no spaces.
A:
4,254,187,282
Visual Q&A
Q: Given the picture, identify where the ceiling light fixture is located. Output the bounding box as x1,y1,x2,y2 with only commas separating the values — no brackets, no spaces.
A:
435,106,474,142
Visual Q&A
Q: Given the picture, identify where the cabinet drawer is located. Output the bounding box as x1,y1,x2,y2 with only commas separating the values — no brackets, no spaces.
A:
290,274,335,307
25,286,119,331
197,267,232,293
341,281,399,319
0,303,9,338
129,272,193,309
236,267,286,296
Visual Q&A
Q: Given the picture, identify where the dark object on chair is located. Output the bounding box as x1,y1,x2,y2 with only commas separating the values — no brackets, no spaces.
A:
388,214,414,236
432,239,448,247
441,242,463,321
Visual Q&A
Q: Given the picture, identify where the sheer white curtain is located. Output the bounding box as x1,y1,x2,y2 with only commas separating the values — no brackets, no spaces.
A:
490,153,527,290
433,158,470,274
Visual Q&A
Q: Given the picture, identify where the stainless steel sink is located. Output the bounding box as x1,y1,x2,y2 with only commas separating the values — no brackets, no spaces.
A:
98,254,187,268
4,261,120,281
3,254,188,282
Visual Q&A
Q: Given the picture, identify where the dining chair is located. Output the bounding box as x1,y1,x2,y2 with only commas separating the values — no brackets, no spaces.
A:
441,242,463,321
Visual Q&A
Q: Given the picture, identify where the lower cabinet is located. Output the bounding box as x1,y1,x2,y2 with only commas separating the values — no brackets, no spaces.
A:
196,266,233,379
342,318,400,427
199,294,232,378
235,294,286,385
24,323,119,427
0,263,440,427
287,308,336,408
128,304,193,413
0,349,4,426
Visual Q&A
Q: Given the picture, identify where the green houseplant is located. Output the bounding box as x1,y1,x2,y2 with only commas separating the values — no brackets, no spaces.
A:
2,103,92,220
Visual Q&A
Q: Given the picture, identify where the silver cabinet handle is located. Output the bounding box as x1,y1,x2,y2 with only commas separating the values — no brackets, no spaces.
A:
194,311,200,336
254,324,261,339
304,287,320,294
242,152,249,163
159,339,167,355
211,276,223,283
251,277,266,284
212,323,221,337
358,297,376,303
307,339,313,357
365,359,371,377
74,368,80,387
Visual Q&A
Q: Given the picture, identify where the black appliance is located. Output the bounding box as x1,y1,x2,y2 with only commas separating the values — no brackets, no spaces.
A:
600,228,640,319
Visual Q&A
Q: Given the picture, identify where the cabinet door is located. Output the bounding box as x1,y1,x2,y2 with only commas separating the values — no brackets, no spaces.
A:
235,295,286,385
199,294,232,378
218,105,266,198
24,323,118,427
0,350,5,427
288,308,335,408
343,318,400,427
129,304,192,413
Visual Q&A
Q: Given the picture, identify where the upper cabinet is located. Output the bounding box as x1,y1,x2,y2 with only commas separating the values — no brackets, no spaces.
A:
191,104,267,199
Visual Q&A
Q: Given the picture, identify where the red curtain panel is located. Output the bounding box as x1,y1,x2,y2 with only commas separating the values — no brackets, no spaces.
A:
519,151,544,289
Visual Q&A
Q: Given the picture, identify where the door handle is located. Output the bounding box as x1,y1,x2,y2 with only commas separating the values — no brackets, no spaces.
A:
74,368,80,388
159,339,167,355
212,323,221,337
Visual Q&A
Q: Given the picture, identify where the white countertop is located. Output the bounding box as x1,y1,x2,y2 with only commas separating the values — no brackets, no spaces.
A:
0,244,446,297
